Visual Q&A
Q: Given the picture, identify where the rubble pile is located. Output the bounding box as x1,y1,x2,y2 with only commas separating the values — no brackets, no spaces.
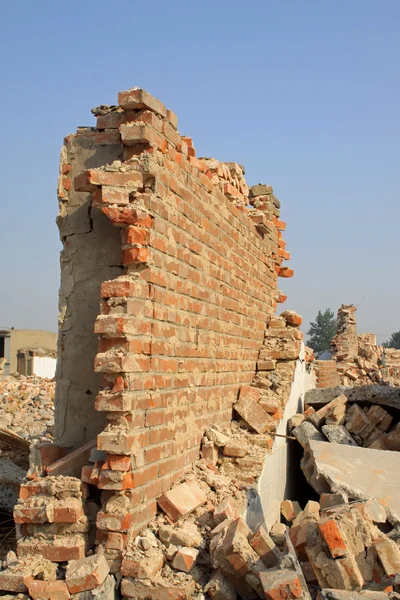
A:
330,305,400,387
0,375,55,441
289,393,400,452
286,496,400,599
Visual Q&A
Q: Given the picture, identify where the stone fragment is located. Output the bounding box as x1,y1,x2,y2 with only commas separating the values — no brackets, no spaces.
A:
321,424,358,446
364,498,387,523
373,537,400,577
302,440,400,523
320,493,347,511
269,522,287,547
202,439,218,464
157,481,207,522
293,421,326,449
259,569,303,600
205,426,230,447
171,547,198,572
204,570,237,600
234,396,275,434
214,498,239,524
223,440,247,458
66,554,110,594
248,525,281,567
288,414,305,433
281,500,301,522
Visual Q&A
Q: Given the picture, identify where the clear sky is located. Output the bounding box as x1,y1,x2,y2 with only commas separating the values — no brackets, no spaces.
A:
1,0,399,343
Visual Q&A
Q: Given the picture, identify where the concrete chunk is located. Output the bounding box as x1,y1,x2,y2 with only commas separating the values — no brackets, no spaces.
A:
303,440,400,524
293,421,326,449
321,424,358,446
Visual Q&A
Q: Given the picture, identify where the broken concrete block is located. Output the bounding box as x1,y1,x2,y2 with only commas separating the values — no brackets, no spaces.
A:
302,440,400,523
248,525,281,567
223,440,248,458
157,480,207,522
293,421,326,449
373,537,400,577
320,493,347,511
171,547,198,572
259,569,303,600
65,554,110,594
204,570,237,600
213,498,239,525
205,426,230,447
281,500,301,522
321,424,358,446
234,395,275,434
363,498,387,523
317,591,391,600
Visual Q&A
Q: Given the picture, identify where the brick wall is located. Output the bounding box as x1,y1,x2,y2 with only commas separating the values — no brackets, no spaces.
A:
314,360,341,389
60,88,295,559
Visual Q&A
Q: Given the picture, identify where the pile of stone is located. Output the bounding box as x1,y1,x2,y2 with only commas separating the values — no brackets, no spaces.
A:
0,375,55,441
289,393,399,452
330,305,400,387
201,159,249,207
283,495,400,599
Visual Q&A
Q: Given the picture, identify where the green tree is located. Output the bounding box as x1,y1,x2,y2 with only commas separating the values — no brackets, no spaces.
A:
383,331,400,349
306,309,337,356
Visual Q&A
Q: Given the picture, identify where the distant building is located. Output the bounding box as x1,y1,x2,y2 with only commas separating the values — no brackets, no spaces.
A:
0,329,57,377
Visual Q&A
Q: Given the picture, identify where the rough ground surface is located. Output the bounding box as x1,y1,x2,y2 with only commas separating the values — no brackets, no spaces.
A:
0,375,55,441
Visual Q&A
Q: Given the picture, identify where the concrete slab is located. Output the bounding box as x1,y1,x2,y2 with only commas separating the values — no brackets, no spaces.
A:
305,386,400,412
302,440,400,525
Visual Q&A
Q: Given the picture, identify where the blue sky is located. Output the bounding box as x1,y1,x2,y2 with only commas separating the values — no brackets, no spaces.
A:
1,0,399,343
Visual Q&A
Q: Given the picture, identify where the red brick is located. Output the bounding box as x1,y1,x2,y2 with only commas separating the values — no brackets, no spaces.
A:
157,481,207,522
65,554,110,594
27,578,70,600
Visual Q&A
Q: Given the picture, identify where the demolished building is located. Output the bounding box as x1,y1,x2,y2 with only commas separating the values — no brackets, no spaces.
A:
1,87,400,600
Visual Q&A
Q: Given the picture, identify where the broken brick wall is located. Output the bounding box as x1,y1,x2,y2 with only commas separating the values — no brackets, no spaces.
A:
314,360,341,389
56,130,124,447
55,88,298,544
330,304,400,387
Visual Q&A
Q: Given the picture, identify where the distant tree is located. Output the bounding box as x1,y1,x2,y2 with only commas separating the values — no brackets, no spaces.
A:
383,331,400,349
306,309,337,356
